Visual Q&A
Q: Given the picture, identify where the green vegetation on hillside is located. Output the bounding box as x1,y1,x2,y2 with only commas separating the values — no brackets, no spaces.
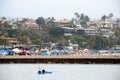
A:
0,27,119,50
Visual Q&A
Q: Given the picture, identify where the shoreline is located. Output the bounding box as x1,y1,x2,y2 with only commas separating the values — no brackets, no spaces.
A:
0,55,120,64
0,54,120,59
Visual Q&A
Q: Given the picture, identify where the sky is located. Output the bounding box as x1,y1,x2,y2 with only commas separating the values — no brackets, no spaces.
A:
0,0,120,20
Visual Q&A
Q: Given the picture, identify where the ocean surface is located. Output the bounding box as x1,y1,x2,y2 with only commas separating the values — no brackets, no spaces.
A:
0,64,120,80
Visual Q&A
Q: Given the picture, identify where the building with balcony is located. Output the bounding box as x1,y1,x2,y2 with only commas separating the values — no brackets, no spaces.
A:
84,28,98,36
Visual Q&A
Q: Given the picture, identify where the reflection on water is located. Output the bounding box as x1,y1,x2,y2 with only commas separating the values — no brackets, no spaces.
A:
0,64,120,80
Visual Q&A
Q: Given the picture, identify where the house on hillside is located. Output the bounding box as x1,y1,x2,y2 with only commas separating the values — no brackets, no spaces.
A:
89,20,115,28
84,28,99,36
25,19,39,28
99,27,114,37
52,19,71,27
6,38,18,44
62,27,76,36
0,38,18,49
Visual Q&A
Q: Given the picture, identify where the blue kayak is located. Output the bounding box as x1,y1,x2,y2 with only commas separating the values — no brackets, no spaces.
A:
38,71,52,74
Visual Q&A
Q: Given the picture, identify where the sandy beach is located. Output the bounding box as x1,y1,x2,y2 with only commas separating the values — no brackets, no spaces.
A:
0,54,120,59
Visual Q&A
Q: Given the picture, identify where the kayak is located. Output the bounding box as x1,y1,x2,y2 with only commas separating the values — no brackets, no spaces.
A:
38,71,52,74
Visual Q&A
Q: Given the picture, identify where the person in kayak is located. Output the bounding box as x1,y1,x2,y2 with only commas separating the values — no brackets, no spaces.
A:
38,70,41,73
42,69,45,73
38,69,46,73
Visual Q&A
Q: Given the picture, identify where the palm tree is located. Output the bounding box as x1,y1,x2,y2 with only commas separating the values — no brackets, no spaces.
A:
101,15,107,27
108,13,113,20
74,12,80,25
85,16,90,22
74,12,79,19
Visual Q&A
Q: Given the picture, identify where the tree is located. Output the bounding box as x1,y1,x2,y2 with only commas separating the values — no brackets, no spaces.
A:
101,15,107,21
87,36,96,49
17,36,28,44
0,37,8,45
116,18,120,24
49,27,64,37
84,16,90,22
109,36,116,48
74,12,80,25
80,13,84,21
80,13,90,28
101,15,107,27
114,28,120,45
2,21,11,28
51,16,55,21
1,17,6,20
36,17,45,29
20,18,28,28
31,38,42,45
74,12,79,19
73,12,90,28
108,13,113,20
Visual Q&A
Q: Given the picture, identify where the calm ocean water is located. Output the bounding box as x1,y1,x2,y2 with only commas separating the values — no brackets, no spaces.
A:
0,64,120,80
